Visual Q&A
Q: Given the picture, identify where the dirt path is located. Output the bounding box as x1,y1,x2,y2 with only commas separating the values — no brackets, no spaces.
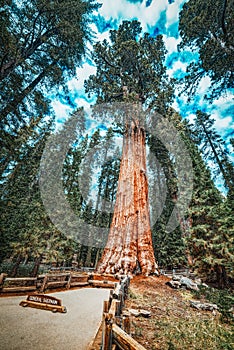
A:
0,288,110,350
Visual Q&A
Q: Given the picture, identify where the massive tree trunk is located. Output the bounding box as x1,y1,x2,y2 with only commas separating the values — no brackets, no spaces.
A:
97,117,159,276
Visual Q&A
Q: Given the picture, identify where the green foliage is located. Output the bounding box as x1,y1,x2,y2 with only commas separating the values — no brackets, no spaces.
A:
191,110,234,195
0,0,99,178
193,285,234,324
85,19,174,112
0,261,49,277
178,0,234,99
181,121,234,287
155,316,233,350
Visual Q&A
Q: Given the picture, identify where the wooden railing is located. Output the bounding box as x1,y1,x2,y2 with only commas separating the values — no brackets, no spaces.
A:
161,268,195,277
1,271,148,349
100,276,147,350
0,272,118,293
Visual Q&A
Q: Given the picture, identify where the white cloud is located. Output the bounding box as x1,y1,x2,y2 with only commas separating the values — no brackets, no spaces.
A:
51,100,73,129
169,0,188,25
98,0,168,29
164,35,181,54
74,98,93,112
166,0,183,28
97,0,187,33
213,91,234,107
167,60,187,78
187,113,196,123
213,114,233,130
90,23,111,43
68,64,96,92
197,76,212,94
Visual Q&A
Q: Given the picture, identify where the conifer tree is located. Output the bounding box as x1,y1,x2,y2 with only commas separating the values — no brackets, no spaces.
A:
0,117,53,263
182,121,233,287
85,20,174,275
0,0,99,176
148,131,187,268
192,110,234,196
178,0,234,99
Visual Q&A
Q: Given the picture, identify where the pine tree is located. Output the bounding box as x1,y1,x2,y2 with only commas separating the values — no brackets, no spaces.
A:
0,117,54,263
148,130,186,268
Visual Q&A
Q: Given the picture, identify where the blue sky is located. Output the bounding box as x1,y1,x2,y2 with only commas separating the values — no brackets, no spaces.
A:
52,0,233,145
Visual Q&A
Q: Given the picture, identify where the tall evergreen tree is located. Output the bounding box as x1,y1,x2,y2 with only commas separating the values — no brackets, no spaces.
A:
178,0,234,99
148,131,187,268
0,117,53,263
85,20,174,275
0,0,99,176
182,120,233,287
192,110,234,196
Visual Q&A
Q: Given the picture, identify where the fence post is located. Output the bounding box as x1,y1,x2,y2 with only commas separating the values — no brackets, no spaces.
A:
123,314,131,335
109,289,113,309
102,313,113,350
66,272,72,289
40,274,48,292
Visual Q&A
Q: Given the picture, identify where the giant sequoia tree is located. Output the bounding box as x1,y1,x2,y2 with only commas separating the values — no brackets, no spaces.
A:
85,20,174,275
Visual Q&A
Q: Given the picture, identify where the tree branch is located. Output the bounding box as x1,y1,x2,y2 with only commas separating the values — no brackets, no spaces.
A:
100,53,119,69
221,0,228,37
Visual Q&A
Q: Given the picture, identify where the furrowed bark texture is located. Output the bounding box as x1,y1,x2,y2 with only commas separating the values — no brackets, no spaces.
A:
97,119,158,275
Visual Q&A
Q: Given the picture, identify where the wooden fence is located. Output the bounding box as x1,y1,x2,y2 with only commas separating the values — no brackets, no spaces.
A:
0,272,119,294
98,276,147,350
161,268,195,278
1,271,148,349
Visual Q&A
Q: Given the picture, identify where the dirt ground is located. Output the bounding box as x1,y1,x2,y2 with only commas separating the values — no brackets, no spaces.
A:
124,275,233,350
90,274,233,349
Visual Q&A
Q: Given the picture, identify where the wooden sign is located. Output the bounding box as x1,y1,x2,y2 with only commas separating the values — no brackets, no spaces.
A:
20,294,67,313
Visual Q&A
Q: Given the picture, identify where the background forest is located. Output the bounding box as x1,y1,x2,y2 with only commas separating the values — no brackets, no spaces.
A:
0,0,233,288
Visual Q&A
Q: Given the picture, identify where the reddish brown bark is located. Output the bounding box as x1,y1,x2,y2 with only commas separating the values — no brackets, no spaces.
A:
97,118,159,276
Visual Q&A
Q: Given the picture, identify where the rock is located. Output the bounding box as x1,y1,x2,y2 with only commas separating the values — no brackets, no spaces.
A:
139,309,151,318
166,280,181,289
128,309,141,317
172,275,181,281
189,300,218,311
128,308,151,318
180,277,199,291
194,278,202,285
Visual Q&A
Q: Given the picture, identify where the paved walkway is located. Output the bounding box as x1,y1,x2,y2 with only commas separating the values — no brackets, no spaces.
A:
0,288,110,350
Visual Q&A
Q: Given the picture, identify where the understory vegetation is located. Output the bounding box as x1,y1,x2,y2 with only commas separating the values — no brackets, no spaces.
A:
127,277,233,350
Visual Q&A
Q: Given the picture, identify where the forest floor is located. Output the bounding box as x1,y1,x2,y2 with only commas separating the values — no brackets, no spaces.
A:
92,275,233,350
124,275,233,350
